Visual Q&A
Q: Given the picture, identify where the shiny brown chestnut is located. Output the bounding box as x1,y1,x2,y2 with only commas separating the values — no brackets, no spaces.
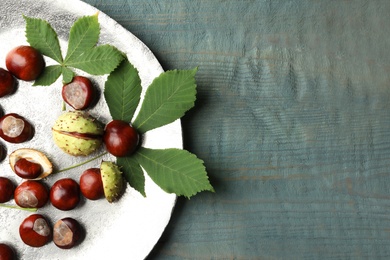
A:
6,45,44,81
14,181,49,208
62,76,95,110
50,178,80,211
0,113,34,143
53,217,84,249
79,168,104,200
103,120,139,157
19,214,51,247
0,68,16,97
0,243,16,260
13,158,42,179
0,177,15,203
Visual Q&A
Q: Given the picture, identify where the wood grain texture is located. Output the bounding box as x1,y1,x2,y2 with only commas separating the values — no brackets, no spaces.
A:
83,0,390,259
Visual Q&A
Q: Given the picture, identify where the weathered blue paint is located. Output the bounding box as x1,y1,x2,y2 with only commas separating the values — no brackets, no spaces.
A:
84,1,390,259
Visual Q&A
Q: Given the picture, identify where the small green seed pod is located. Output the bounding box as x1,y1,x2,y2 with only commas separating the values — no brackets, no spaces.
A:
100,161,125,203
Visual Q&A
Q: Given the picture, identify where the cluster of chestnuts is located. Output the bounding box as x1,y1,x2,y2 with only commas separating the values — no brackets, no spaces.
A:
0,44,141,258
0,46,140,158
19,214,84,249
0,159,123,254
0,179,83,256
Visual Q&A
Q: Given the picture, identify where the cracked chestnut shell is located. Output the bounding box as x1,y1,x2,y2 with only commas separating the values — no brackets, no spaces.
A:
80,163,125,202
52,111,104,156
19,214,51,247
0,113,33,143
9,148,53,180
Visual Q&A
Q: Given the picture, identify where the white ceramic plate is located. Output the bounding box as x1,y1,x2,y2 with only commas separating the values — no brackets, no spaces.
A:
0,0,180,259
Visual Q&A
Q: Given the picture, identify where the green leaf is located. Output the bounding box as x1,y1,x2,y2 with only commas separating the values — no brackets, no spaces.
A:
117,156,146,197
65,44,124,75
104,59,142,122
23,15,63,63
62,67,74,84
134,147,214,198
65,14,100,63
32,65,62,86
133,68,198,134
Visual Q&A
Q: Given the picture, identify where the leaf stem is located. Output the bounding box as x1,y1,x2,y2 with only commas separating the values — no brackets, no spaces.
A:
0,203,37,212
56,152,108,173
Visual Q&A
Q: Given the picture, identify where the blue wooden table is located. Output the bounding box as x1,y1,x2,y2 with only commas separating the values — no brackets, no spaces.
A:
83,0,390,259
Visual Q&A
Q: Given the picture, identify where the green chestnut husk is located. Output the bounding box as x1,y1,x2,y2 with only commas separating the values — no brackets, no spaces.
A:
52,111,104,156
100,161,125,203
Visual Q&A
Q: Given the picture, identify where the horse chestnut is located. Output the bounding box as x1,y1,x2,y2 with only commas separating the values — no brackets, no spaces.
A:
9,148,53,180
79,168,104,200
14,181,49,208
0,243,16,260
13,158,42,179
62,76,95,110
53,217,84,249
0,177,15,203
0,68,16,97
0,113,34,143
52,111,104,156
19,214,51,247
6,45,44,81
103,120,139,157
50,178,80,211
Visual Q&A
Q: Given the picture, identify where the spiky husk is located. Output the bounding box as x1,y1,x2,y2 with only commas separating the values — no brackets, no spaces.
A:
100,161,125,203
52,111,104,156
52,131,102,156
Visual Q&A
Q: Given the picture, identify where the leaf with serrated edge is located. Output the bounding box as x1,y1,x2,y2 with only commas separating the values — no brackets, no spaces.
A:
24,15,63,63
117,156,146,197
62,67,74,84
104,59,142,122
133,68,197,134
65,45,124,75
134,147,214,198
65,14,100,63
33,65,62,86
